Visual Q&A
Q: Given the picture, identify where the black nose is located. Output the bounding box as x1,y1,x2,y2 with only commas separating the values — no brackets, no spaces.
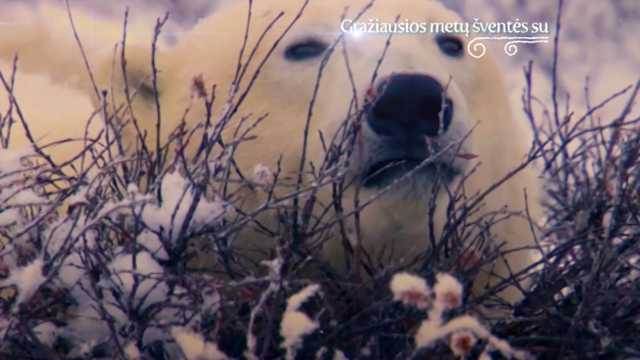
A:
366,73,453,138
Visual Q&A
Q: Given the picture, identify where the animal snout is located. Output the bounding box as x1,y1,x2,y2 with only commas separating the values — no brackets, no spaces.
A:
366,73,453,138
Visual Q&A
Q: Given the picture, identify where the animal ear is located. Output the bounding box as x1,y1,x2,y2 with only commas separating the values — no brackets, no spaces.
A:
89,44,164,120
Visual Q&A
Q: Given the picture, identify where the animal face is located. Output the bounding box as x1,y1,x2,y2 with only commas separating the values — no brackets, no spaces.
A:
234,0,483,196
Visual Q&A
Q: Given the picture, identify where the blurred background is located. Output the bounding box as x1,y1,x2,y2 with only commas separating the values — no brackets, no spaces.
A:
2,0,639,124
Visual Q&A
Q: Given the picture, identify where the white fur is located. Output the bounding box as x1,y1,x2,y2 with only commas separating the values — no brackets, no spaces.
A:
0,0,543,308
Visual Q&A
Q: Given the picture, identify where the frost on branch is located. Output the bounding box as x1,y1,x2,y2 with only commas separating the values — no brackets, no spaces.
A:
0,146,40,237
432,272,464,310
389,271,432,309
2,256,45,310
106,251,171,315
0,146,35,189
389,272,531,359
280,283,322,360
130,170,228,243
0,164,227,358
171,326,228,360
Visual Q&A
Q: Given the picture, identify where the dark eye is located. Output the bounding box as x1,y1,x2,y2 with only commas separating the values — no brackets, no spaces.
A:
436,35,464,57
284,39,328,61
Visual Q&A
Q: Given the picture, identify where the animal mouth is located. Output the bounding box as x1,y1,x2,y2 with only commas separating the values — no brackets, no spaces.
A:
363,158,424,186
362,156,456,188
